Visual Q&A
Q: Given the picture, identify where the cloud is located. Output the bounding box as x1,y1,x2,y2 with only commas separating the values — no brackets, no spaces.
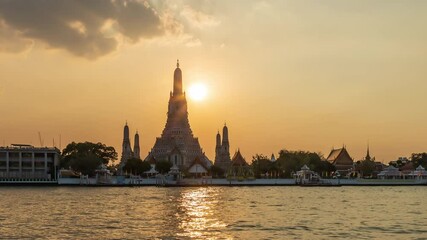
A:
0,0,165,60
0,20,33,53
180,5,220,28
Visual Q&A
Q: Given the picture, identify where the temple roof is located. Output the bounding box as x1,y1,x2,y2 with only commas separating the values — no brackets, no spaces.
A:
188,156,209,172
231,150,248,166
326,147,352,163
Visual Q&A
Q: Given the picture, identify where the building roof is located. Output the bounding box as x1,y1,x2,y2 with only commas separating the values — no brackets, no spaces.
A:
231,150,248,166
326,147,352,163
188,157,209,173
0,145,60,152
188,157,208,170
416,165,426,171
301,164,310,170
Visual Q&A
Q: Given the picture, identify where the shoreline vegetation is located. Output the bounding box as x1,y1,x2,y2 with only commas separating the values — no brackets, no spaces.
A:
2,141,427,186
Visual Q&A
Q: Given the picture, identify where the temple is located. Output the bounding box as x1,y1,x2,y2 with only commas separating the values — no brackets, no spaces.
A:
144,60,212,170
119,123,140,170
227,149,254,180
120,122,133,163
326,146,354,174
214,124,232,172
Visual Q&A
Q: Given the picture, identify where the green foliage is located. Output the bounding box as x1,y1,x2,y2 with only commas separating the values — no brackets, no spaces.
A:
250,149,336,178
123,158,151,175
209,165,225,178
60,141,118,176
251,154,273,178
411,153,427,168
389,159,405,168
155,160,172,174
356,159,376,177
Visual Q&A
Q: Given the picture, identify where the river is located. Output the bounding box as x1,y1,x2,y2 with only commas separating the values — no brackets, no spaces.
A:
0,186,426,239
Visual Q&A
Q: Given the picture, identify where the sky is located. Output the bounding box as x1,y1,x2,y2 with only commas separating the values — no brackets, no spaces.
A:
0,0,427,163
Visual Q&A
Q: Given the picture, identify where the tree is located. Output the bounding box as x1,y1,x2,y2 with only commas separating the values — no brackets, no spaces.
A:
274,149,335,178
61,141,118,176
209,165,224,178
155,160,172,174
251,154,272,178
357,159,376,177
123,158,151,175
411,153,427,168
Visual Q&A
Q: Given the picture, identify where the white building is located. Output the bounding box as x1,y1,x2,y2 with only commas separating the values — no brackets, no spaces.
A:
377,165,402,179
0,144,60,180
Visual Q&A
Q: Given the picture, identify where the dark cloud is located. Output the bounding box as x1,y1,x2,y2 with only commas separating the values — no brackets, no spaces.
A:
0,0,164,59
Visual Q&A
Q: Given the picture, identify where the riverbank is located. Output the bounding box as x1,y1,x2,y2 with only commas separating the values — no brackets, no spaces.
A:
1,178,426,186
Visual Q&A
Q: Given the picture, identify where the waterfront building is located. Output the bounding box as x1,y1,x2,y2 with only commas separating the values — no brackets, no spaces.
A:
227,149,254,180
0,144,60,180
326,146,354,175
295,165,320,185
407,165,427,179
188,157,209,177
144,60,212,171
214,124,232,172
377,165,402,179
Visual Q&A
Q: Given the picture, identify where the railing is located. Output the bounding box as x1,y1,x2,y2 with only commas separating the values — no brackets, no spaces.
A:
0,171,50,179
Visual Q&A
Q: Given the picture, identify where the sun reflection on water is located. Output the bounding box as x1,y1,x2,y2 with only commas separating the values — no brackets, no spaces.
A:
177,187,231,239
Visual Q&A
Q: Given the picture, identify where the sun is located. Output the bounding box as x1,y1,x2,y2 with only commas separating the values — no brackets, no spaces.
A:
188,83,208,101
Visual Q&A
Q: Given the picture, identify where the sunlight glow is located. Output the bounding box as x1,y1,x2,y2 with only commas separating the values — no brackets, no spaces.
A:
188,83,208,101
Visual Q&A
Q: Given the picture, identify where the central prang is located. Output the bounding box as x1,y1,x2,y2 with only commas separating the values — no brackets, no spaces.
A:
144,60,212,171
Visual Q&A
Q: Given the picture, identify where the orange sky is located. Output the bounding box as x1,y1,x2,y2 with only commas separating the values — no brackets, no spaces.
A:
1,1,427,163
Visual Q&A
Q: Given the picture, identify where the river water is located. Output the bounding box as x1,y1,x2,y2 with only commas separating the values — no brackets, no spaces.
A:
0,186,426,239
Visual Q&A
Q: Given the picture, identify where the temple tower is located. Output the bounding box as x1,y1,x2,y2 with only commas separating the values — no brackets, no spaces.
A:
214,124,232,172
173,60,183,96
134,131,140,159
145,60,211,170
120,122,133,164
222,124,229,153
215,131,221,155
365,143,371,161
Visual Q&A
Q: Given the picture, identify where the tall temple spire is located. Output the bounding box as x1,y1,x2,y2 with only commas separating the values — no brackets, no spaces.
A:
121,122,133,165
134,131,140,159
214,124,231,173
216,131,221,149
366,143,371,161
124,122,129,140
222,123,229,153
173,59,183,96
146,60,211,170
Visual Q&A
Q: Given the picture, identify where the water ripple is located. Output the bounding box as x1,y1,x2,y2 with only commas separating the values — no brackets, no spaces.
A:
0,186,426,239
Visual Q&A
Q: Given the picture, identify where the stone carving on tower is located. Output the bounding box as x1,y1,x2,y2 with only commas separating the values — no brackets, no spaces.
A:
214,124,232,172
144,60,212,170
